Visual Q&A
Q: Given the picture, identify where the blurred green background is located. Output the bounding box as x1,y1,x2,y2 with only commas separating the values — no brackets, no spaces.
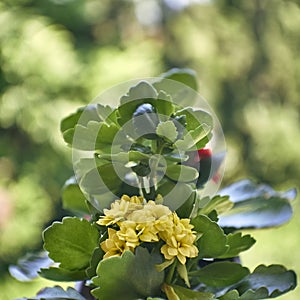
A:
0,0,299,299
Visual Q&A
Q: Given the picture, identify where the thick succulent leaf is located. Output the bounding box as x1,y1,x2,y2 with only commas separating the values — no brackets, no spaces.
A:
158,68,199,91
80,163,125,202
190,262,250,287
17,286,85,300
219,179,297,203
157,181,194,211
9,251,53,281
218,232,256,259
43,217,99,271
118,81,158,126
175,123,211,151
175,107,213,132
92,248,164,300
39,267,87,282
218,196,293,229
172,285,217,300
166,164,199,182
198,195,233,216
156,120,178,143
218,180,295,229
62,177,89,215
60,104,101,135
236,265,297,298
191,214,228,258
153,69,199,105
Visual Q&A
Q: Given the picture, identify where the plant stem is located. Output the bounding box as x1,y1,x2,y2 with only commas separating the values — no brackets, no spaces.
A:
166,259,177,285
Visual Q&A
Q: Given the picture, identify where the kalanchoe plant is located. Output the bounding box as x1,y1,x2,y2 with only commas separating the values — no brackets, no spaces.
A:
12,69,297,300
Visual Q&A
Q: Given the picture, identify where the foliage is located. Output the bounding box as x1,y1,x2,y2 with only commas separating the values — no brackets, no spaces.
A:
13,69,297,300
1,0,300,299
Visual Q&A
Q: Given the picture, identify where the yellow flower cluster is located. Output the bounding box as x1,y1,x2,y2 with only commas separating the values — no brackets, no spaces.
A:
97,195,198,264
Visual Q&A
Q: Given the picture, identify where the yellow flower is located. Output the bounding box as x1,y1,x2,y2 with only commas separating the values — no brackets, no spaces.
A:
160,213,198,264
117,221,140,249
100,228,133,259
97,195,143,226
136,222,159,242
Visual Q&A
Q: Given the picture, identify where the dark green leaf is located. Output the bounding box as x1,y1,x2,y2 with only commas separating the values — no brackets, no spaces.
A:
92,248,164,300
236,265,297,298
191,214,228,258
172,285,217,300
9,251,52,281
219,179,297,203
62,177,89,215
218,196,293,229
18,286,86,300
86,247,105,278
218,233,256,259
190,262,250,287
39,267,87,281
43,217,99,271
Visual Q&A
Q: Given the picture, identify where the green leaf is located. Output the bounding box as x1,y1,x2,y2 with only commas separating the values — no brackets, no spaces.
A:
92,248,164,300
9,251,52,281
174,123,211,151
176,263,190,287
157,181,194,211
166,164,198,182
236,265,297,298
175,107,213,132
172,285,217,300
60,104,101,136
158,68,199,91
39,267,87,281
218,196,293,229
118,81,158,126
43,217,99,271
218,179,296,229
156,120,178,143
218,290,240,300
86,247,105,278
80,163,125,202
191,214,228,258
19,286,86,300
198,195,233,216
218,233,256,259
190,262,250,287
62,177,89,215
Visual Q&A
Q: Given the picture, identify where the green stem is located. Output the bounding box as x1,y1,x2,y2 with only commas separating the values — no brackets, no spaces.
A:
166,259,177,285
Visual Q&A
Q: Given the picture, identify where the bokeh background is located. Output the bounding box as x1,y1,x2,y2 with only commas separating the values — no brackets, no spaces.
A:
0,0,299,299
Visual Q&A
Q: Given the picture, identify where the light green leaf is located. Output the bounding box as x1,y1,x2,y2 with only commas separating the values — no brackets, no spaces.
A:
176,263,190,287
198,195,233,216
190,262,250,287
218,290,240,300
166,164,198,182
156,120,178,143
43,217,99,271
157,181,194,211
174,123,211,151
191,214,228,258
218,233,256,259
